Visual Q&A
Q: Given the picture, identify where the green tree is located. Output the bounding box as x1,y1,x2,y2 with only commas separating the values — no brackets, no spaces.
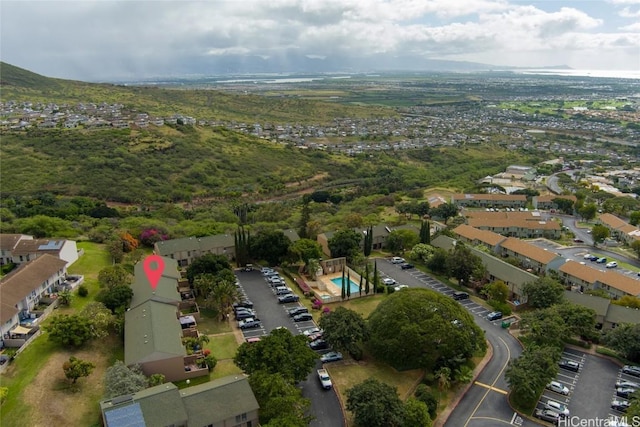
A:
57,289,73,306
288,238,323,266
45,314,93,347
234,226,251,268
250,230,291,266
346,378,405,427
206,279,241,320
367,288,485,371
413,384,438,419
107,238,124,263
522,276,565,309
80,302,116,339
506,345,560,408
97,284,133,313
248,370,312,427
62,356,95,384
328,229,362,263
603,323,640,362
319,307,368,353
420,221,431,245
482,280,509,303
341,268,346,300
520,308,567,349
186,253,232,284
364,225,373,257
446,242,483,287
591,224,610,246
554,302,597,340
149,374,166,387
630,211,640,226
104,361,149,398
364,263,370,295
98,265,132,289
403,397,432,427
372,261,380,293
552,198,575,215
578,203,597,222
426,248,448,274
193,273,217,297
234,327,318,383
410,243,434,263
631,240,640,260
611,295,640,309
436,367,452,398
431,203,458,225
385,229,419,255
298,199,311,239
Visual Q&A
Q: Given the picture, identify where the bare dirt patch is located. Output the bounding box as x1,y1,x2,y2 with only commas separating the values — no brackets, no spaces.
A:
22,337,117,427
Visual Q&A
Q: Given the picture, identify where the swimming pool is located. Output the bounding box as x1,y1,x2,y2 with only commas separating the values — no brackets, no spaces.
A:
330,277,361,294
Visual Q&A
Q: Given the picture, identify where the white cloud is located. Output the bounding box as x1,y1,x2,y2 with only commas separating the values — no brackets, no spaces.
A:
0,0,638,79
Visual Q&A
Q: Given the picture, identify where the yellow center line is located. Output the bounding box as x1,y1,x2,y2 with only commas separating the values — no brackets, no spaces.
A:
474,381,508,395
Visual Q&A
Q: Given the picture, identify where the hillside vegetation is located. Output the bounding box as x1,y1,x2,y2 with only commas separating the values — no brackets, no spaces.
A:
0,62,391,124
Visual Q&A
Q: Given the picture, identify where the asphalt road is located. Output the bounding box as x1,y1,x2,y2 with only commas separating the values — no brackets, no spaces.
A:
234,270,344,427
376,261,538,427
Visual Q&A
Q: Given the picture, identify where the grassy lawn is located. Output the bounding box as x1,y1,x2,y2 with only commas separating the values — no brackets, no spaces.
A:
65,242,112,311
204,334,239,360
197,309,232,334
173,360,243,389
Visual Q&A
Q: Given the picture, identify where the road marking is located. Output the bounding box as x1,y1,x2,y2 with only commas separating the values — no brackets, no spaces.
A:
474,381,508,394
464,336,512,427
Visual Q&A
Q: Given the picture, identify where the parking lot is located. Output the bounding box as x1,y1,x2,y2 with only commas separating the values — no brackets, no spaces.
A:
234,269,320,341
380,259,636,424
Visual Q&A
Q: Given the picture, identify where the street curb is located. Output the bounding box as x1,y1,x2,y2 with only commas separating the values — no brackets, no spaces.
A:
434,338,494,427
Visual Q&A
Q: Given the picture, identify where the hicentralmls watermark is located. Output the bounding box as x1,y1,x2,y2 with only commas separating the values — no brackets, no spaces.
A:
557,416,640,427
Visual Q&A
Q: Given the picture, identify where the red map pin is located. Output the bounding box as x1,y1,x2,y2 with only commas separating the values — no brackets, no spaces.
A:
143,255,165,290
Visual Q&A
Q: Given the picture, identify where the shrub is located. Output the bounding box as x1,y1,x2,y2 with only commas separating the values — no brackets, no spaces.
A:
348,343,364,361
487,300,512,316
414,384,438,418
77,284,89,297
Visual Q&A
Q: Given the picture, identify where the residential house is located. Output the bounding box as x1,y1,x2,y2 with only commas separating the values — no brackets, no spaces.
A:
564,291,640,330
1,254,67,346
452,224,506,251
431,235,536,302
100,376,259,427
467,217,561,239
317,224,419,257
10,238,78,267
558,260,640,299
497,237,564,275
0,234,32,265
598,213,632,242
154,234,235,268
451,193,527,209
532,194,577,211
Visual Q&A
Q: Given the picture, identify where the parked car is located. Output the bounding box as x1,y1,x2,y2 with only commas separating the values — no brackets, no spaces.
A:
278,294,300,304
400,263,414,270
309,339,329,350
606,261,618,268
293,313,313,322
622,365,640,377
307,332,324,342
545,400,570,417
317,368,332,389
235,310,257,320
487,311,503,321
452,291,469,300
245,337,262,344
534,409,561,424
382,277,396,286
558,359,580,372
320,351,343,363
616,387,637,399
587,255,599,261
275,286,293,295
583,253,593,259
394,284,409,291
611,399,630,413
287,306,309,317
233,300,254,309
596,257,607,264
238,318,262,329
573,238,584,243
615,380,639,389
391,257,405,264
302,327,322,336
546,381,569,395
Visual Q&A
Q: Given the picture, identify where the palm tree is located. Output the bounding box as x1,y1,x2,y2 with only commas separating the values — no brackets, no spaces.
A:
207,279,241,320
436,367,452,400
193,273,216,297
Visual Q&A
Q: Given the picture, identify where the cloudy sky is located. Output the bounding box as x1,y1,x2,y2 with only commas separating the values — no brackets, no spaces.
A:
1,0,639,81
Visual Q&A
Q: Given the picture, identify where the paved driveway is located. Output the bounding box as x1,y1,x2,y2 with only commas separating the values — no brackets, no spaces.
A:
235,270,344,427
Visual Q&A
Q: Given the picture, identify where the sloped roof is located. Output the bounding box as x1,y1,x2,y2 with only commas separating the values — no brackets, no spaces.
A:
154,236,200,256
101,383,187,427
599,213,628,230
563,291,610,317
535,194,577,203
558,260,605,283
453,224,506,246
130,257,181,309
597,271,640,297
124,300,185,366
180,375,259,425
606,304,640,325
468,218,561,231
11,239,66,256
499,237,560,264
0,254,67,323
0,234,30,252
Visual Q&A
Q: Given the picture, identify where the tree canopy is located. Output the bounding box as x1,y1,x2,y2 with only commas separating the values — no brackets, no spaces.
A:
248,370,312,427
328,229,362,263
186,253,232,284
318,307,368,353
250,230,291,266
62,356,95,384
104,361,149,398
367,288,485,370
603,323,640,362
234,327,318,383
288,238,323,265
522,276,565,309
45,314,94,347
346,378,405,427
445,242,484,287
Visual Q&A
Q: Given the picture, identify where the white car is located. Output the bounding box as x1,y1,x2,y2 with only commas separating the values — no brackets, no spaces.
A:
606,261,618,268
382,277,396,286
391,257,405,264
583,253,593,260
546,381,569,395
394,284,408,291
545,399,570,417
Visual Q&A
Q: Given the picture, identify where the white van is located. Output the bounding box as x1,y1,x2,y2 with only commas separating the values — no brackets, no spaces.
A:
545,399,570,417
